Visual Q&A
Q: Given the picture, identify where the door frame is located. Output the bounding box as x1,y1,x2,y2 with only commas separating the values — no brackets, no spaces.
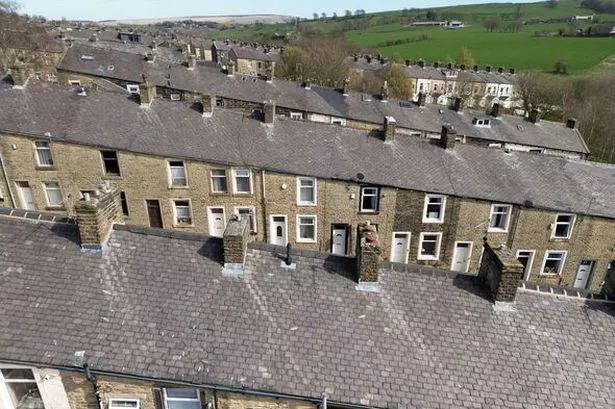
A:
330,223,350,255
451,241,474,272
269,214,288,246
515,249,536,281
145,199,164,229
574,259,595,290
16,181,36,210
390,231,411,263
207,206,226,237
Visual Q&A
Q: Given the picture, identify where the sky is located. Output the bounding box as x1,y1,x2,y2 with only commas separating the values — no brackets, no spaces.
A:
19,0,541,21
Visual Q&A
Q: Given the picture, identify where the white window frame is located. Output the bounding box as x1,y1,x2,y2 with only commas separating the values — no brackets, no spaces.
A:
296,177,317,206
296,214,317,243
516,249,536,281
289,112,303,120
488,204,512,233
109,398,141,409
167,160,188,187
390,232,411,263
163,389,201,409
172,199,193,226
422,194,446,223
170,93,182,101
417,232,442,260
0,365,44,409
207,206,226,237
232,168,253,194
68,80,81,86
126,84,140,95
34,140,53,167
210,169,227,193
359,186,379,213
551,213,575,239
540,251,567,276
44,181,63,207
234,206,256,233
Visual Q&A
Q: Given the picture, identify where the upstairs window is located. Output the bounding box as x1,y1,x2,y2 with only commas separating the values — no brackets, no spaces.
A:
101,150,120,176
360,187,379,212
297,177,316,205
552,214,575,239
168,160,187,187
488,204,512,232
232,168,252,194
173,200,192,226
163,389,200,409
423,194,446,223
34,141,53,167
0,368,44,409
210,169,227,193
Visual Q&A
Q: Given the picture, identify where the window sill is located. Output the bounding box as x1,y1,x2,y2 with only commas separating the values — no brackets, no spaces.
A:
539,272,560,277
173,223,194,228
549,237,570,242
422,219,444,224
297,203,317,207
45,206,66,211
487,228,509,233
358,211,379,215
210,192,229,196
35,165,57,171
232,193,253,197
168,185,190,190
297,239,317,244
417,255,439,261
104,174,123,180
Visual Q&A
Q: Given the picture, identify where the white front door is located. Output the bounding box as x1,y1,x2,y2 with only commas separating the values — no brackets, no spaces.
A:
16,181,36,210
331,226,348,255
390,232,410,263
270,215,287,246
574,260,594,289
451,241,473,272
207,207,226,237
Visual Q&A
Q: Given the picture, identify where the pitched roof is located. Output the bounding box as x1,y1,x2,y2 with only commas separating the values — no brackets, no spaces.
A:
0,82,607,218
1,216,615,409
229,46,280,62
56,45,588,155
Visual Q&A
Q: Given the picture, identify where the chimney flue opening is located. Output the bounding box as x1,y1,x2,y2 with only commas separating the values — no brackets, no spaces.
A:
566,118,577,129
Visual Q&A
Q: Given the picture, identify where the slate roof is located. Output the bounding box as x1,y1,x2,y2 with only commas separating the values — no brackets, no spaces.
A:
0,82,607,218
229,46,280,62
2,217,615,409
56,45,588,155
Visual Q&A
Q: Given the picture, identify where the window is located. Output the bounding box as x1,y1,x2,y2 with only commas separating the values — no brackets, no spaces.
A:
234,206,256,233
297,177,316,205
211,169,227,193
109,399,140,409
120,191,129,216
360,187,379,212
232,168,252,194
488,204,512,232
423,194,445,223
173,200,192,225
0,367,44,409
552,214,575,239
163,389,200,409
44,182,63,207
101,150,121,176
418,232,442,260
289,112,303,120
126,84,140,95
168,160,187,187
34,141,53,166
296,215,317,243
541,251,567,275
68,80,81,86
170,93,182,101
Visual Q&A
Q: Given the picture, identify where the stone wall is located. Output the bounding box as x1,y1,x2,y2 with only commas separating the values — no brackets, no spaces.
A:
216,391,315,409
74,187,124,248
224,217,250,264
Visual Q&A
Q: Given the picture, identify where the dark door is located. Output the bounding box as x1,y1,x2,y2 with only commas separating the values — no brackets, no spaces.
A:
146,200,163,228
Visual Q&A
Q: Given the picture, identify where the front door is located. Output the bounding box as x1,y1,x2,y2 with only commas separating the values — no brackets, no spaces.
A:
451,241,473,272
146,200,163,228
207,207,226,237
574,260,594,289
269,215,287,246
390,232,410,263
516,250,535,281
331,224,348,255
16,181,36,210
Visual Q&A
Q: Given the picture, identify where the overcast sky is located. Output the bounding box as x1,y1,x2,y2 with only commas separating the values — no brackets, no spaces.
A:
19,0,540,21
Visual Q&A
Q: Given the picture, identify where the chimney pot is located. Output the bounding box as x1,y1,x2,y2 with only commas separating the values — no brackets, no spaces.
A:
383,116,396,140
566,118,577,129
491,103,500,117
440,124,457,149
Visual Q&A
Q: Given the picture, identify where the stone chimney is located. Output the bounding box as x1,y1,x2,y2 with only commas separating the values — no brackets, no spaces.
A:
227,60,235,76
453,97,462,113
303,79,312,90
440,125,456,149
434,61,439,68
74,184,124,251
201,94,215,118
263,100,275,124
223,216,250,276
566,118,577,129
146,51,156,63
356,222,381,291
187,54,196,70
418,60,425,68
342,78,350,96
486,65,492,73
10,65,29,89
473,65,479,72
417,92,426,107
460,64,466,70
509,68,515,75
265,66,274,83
528,108,541,124
139,81,156,107
405,59,410,67
491,103,500,118
498,67,504,73
383,116,396,141
478,240,524,303
380,81,389,102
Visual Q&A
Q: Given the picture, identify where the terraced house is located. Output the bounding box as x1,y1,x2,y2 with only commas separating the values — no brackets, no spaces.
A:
0,76,612,293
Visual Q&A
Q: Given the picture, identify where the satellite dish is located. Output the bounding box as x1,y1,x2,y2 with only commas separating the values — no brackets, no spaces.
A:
356,173,365,181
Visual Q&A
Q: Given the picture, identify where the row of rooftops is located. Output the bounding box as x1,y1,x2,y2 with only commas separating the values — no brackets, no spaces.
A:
0,81,610,220
55,44,587,155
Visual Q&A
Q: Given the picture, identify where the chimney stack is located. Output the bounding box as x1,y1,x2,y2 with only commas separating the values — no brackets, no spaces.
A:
491,103,500,118
74,184,124,251
486,65,492,73
342,78,350,96
509,68,515,75
528,108,541,124
447,62,453,70
498,67,503,73
566,118,577,129
138,81,156,107
418,60,425,68
434,61,439,68
263,100,276,124
201,94,215,118
440,124,456,149
473,65,478,72
187,54,196,70
417,92,426,107
383,116,396,141
460,64,466,70
303,79,312,90
223,215,250,276
453,97,462,113
146,51,156,63
405,59,411,67
265,66,274,83
227,60,235,76
380,80,389,102
478,239,524,303
356,222,380,291
10,65,29,89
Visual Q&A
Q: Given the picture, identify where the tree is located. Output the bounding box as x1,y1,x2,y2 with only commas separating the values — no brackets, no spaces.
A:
484,19,500,32
345,10,352,17
554,60,568,74
426,9,439,21
332,12,337,20
546,0,558,7
312,13,318,20
321,12,326,19
377,63,413,100
455,47,476,68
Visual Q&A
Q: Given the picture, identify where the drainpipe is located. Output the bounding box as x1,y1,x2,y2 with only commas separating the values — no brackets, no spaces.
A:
83,364,104,409
261,169,267,242
321,393,327,409
0,152,17,207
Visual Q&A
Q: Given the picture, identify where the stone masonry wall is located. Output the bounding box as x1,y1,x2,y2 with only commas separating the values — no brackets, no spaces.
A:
224,217,250,264
478,242,523,302
216,391,315,409
74,188,124,246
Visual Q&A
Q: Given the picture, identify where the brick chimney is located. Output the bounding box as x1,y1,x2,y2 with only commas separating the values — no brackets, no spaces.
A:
187,54,196,70
223,215,250,275
342,78,350,96
10,65,29,89
227,60,235,76
263,100,275,123
478,240,524,303
139,81,156,107
566,118,577,129
74,183,124,251
417,92,426,107
383,116,396,141
528,108,541,124
453,97,462,112
440,125,456,149
201,94,215,118
380,81,389,102
356,222,381,291
491,103,500,117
